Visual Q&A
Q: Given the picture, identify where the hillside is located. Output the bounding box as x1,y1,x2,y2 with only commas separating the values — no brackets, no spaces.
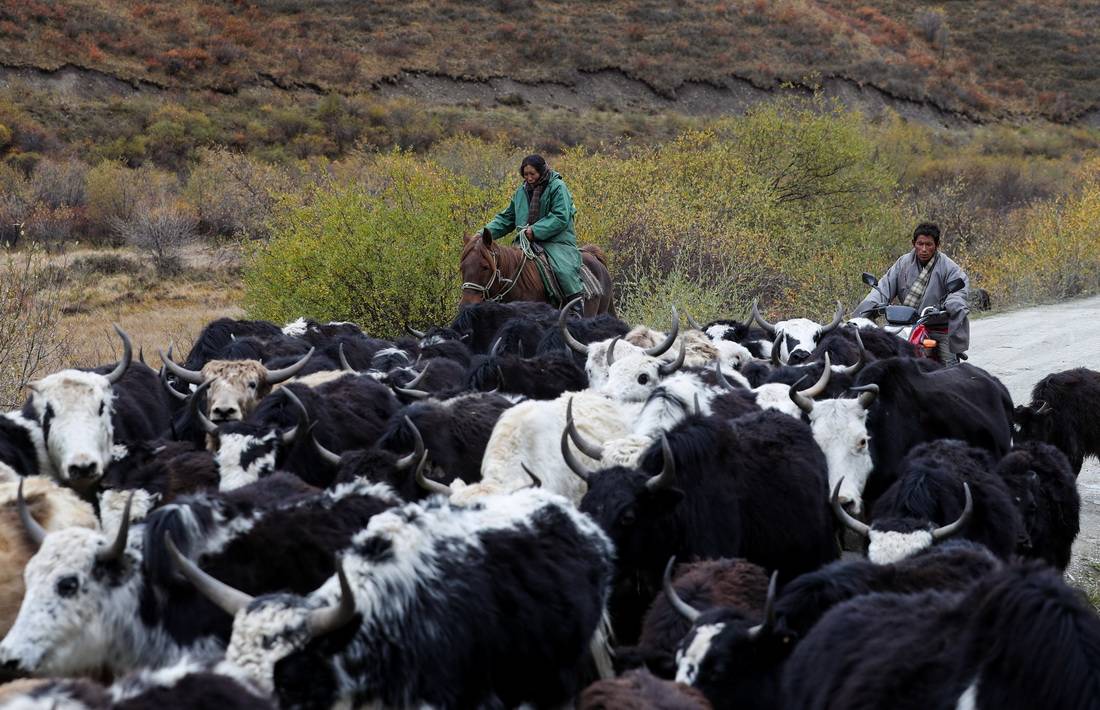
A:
2,0,1100,123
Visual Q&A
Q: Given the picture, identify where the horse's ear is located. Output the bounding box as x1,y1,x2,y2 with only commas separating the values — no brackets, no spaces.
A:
481,231,493,247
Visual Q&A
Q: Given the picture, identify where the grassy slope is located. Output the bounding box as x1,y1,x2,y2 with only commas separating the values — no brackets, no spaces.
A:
2,0,1100,121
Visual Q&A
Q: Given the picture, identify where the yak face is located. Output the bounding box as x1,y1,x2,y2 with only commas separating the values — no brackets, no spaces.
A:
27,371,115,488
0,527,138,677
805,400,873,514
602,355,666,402
1013,404,1054,443
579,467,683,575
201,361,271,424
774,320,825,366
214,428,283,491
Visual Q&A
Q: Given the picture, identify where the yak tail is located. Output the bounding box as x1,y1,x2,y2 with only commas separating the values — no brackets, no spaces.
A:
588,609,616,681
580,244,610,268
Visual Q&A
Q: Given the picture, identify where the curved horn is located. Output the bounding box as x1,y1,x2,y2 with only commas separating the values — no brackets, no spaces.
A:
1034,400,1052,416
693,393,702,417
489,337,503,358
747,571,779,639
840,328,867,376
404,362,431,389
751,299,778,337
158,348,205,385
830,478,869,538
415,451,451,497
395,416,426,471
307,558,358,638
605,337,621,367
560,420,592,484
96,491,134,563
104,325,133,385
714,361,736,390
263,347,315,385
789,376,815,415
566,398,604,460
280,387,310,446
394,385,430,401
159,364,188,402
770,335,783,367
851,384,879,410
645,435,677,491
190,380,218,434
405,325,426,339
801,354,832,398
338,343,355,373
818,300,845,336
312,425,343,466
520,463,543,489
931,483,973,541
663,557,700,623
17,478,46,549
138,347,146,366
643,307,680,357
559,297,589,354
685,312,704,331
165,533,254,616
657,342,687,376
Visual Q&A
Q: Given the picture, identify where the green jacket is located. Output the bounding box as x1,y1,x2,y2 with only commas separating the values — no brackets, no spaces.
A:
483,170,585,298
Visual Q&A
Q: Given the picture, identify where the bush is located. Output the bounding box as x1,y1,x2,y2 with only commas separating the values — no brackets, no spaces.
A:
71,253,142,277
112,198,198,275
30,158,89,208
0,246,68,408
243,151,494,337
85,161,177,244
183,148,288,239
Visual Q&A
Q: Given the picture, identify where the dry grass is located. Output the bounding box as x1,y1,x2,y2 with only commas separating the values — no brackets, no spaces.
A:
0,243,243,408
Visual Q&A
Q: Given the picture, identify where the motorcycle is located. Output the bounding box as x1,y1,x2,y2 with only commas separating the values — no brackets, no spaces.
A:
858,271,967,363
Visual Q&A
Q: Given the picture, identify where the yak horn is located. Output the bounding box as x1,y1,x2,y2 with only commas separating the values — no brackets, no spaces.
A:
663,557,700,623
1034,400,1052,416
789,376,815,415
830,478,869,538
801,354,832,397
685,312,704,331
751,299,778,336
405,325,426,339
104,325,133,385
160,364,188,402
747,571,779,639
338,343,355,373
307,559,358,638
560,297,589,354
645,435,677,491
159,347,205,385
714,361,736,390
191,380,218,434
818,300,845,336
520,464,543,489
415,451,451,496
605,337,621,367
394,363,432,400
657,342,687,376
280,387,310,446
561,421,593,484
851,384,879,410
566,398,604,460
17,478,46,549
931,483,973,541
264,347,314,384
165,533,254,616
489,337,503,358
96,492,135,563
395,416,426,471
840,327,867,376
770,335,783,367
312,425,343,466
644,307,680,357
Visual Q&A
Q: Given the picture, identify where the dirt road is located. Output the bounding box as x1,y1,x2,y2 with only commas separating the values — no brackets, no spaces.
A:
969,294,1100,597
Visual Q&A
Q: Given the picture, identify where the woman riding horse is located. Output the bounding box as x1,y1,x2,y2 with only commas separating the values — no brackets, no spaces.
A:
470,155,585,311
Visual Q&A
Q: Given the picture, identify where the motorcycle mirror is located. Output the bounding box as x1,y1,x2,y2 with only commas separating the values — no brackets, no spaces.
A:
945,278,965,294
861,272,879,287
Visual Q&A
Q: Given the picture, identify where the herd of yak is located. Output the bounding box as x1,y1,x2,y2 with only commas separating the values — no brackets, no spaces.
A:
0,296,1096,709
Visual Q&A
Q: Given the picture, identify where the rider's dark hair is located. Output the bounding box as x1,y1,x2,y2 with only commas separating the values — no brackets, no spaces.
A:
912,222,941,245
520,154,547,177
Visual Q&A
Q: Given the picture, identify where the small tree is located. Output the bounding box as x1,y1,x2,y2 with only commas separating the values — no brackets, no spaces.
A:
0,246,68,408
112,198,198,275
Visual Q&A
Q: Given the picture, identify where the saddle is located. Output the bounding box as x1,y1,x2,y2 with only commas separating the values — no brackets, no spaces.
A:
521,238,603,308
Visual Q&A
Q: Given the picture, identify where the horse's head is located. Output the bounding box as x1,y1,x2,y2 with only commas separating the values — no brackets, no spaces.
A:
460,232,497,305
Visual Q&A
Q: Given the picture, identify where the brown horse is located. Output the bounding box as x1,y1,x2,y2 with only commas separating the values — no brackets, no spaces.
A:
459,232,615,316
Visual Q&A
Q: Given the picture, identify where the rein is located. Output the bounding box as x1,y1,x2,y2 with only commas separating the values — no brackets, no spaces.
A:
462,241,530,302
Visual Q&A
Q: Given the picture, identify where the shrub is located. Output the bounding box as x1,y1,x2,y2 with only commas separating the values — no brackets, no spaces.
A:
183,148,288,239
243,151,494,337
0,246,68,408
85,161,177,244
112,198,198,275
71,253,142,276
30,158,89,208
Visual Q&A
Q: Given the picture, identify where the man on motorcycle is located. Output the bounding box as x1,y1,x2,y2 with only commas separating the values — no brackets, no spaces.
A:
854,223,970,365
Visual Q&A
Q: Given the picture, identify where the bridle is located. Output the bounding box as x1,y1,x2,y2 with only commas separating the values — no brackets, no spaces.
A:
461,241,529,303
